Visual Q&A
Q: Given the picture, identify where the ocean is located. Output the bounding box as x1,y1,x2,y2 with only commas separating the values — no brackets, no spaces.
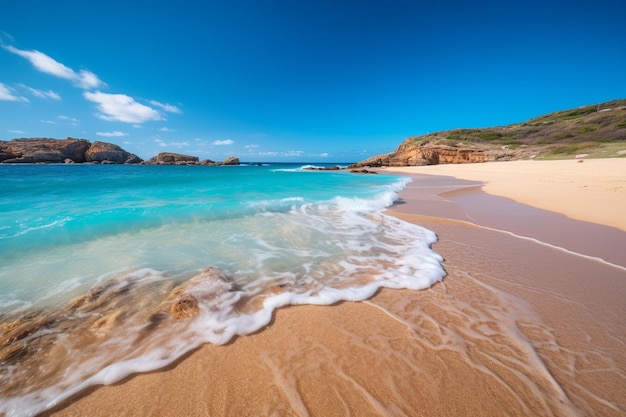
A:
0,163,445,416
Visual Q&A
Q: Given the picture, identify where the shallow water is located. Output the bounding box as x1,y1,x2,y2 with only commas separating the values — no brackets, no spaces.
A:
0,164,445,416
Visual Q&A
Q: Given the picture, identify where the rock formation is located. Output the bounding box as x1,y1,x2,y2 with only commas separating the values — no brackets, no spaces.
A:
145,152,200,165
0,138,90,163
0,137,241,167
222,156,240,165
145,153,241,166
351,141,515,168
85,141,142,164
0,138,142,164
304,165,341,171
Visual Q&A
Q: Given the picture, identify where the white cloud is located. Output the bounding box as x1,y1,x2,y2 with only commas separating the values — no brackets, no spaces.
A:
3,45,104,89
41,120,56,124
97,131,128,137
58,115,79,124
159,126,175,132
149,100,182,114
84,91,162,124
212,139,234,146
319,153,329,158
245,144,259,149
0,82,28,102
18,84,61,100
1,31,15,44
284,150,304,157
155,138,189,147
76,70,103,90
8,129,25,134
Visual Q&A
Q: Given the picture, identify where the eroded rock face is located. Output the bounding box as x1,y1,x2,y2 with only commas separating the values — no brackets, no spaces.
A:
351,140,516,168
85,141,141,164
0,138,142,164
0,138,91,163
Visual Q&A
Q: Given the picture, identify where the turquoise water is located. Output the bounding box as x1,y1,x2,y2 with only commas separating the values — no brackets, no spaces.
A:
0,164,445,416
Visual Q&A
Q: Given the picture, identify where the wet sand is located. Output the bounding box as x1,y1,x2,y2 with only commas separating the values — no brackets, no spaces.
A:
45,160,626,417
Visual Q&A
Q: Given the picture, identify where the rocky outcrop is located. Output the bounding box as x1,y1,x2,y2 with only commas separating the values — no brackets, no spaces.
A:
145,153,240,166
350,168,378,174
85,141,141,164
0,138,142,164
145,152,200,165
350,140,516,168
0,137,244,166
222,156,240,165
304,165,341,171
0,138,91,163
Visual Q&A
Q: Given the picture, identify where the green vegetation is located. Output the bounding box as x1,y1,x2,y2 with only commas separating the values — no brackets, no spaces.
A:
543,143,598,158
401,99,626,160
577,125,598,134
355,100,626,167
478,132,502,141
586,142,626,158
538,141,626,160
531,106,598,124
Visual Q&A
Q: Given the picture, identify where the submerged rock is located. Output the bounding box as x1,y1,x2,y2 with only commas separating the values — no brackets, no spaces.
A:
170,295,200,319
350,168,378,174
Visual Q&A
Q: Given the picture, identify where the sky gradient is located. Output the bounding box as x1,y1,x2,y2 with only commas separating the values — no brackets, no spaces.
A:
1,0,625,162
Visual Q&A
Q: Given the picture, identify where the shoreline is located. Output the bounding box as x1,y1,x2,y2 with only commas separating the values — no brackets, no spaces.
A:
44,159,626,417
384,158,626,231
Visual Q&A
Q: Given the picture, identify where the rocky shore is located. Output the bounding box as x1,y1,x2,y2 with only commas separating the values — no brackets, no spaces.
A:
350,141,516,168
0,138,141,164
0,138,240,166
144,153,240,166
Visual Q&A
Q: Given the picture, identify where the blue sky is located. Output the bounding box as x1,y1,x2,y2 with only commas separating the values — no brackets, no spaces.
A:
1,0,625,162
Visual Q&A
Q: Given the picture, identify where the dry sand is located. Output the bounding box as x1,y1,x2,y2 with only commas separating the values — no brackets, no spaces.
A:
386,158,626,231
45,159,626,417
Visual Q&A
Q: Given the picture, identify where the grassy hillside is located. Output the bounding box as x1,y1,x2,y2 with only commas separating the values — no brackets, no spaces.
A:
406,99,626,159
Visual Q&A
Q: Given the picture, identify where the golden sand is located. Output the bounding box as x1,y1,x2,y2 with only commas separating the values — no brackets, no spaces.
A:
386,158,626,231
45,159,626,417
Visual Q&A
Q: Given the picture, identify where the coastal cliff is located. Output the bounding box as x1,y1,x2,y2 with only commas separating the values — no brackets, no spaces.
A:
351,99,626,167
0,138,142,164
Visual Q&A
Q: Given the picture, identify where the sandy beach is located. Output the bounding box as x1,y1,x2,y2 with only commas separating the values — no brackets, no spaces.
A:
386,158,626,232
45,159,626,417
